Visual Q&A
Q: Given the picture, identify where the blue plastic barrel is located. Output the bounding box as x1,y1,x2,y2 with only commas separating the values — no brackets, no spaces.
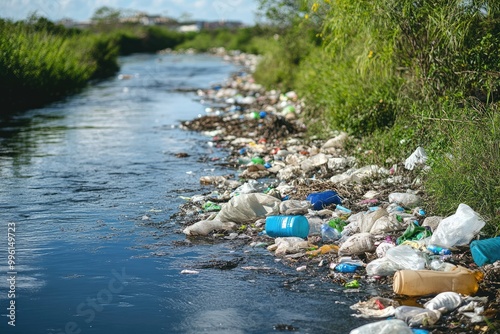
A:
306,190,342,210
470,237,500,267
265,215,309,238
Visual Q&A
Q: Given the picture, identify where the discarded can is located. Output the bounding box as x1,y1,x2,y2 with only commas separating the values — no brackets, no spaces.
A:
265,215,309,238
470,237,500,267
306,190,342,210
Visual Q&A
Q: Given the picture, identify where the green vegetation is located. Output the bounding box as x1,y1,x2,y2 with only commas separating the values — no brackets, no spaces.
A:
255,0,500,234
175,26,272,54
0,15,119,111
0,9,270,113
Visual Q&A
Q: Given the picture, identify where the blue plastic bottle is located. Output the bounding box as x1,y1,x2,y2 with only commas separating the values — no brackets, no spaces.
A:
306,190,342,210
470,237,500,267
334,263,359,273
265,215,310,238
427,245,452,255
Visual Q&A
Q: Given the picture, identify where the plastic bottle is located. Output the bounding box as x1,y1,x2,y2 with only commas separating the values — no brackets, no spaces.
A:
265,215,309,238
470,237,500,267
394,306,441,326
334,263,359,273
306,190,342,210
349,319,412,334
321,224,341,242
427,245,452,255
393,266,482,296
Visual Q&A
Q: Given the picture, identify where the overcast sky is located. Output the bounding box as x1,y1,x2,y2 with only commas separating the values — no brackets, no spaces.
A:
1,0,259,24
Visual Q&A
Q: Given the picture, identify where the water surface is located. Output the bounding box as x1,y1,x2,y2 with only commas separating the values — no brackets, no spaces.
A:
0,53,372,334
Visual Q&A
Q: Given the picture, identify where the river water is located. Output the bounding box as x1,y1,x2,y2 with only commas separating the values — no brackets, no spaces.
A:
0,53,371,333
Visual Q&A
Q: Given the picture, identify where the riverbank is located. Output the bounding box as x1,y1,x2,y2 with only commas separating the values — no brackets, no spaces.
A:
175,50,500,333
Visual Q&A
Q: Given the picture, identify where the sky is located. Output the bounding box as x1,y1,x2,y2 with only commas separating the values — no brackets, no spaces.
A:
1,0,259,25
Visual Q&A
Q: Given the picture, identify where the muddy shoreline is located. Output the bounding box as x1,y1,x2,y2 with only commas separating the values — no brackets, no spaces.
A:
171,50,499,333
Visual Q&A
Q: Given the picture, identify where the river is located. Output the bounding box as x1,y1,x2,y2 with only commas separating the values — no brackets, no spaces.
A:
0,53,371,333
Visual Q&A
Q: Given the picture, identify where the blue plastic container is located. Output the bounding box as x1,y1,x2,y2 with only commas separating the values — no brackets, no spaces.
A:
427,245,452,255
265,215,309,238
470,237,500,267
306,190,342,210
334,263,359,273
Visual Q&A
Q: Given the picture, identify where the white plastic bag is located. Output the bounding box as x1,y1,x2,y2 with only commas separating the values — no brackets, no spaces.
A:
385,245,426,270
395,306,441,326
269,237,309,255
350,319,412,334
370,215,404,234
424,292,462,313
215,193,281,224
183,219,237,236
359,208,388,233
339,232,375,255
429,203,486,248
404,146,428,170
279,200,311,215
366,258,400,276
388,192,421,208
376,241,395,258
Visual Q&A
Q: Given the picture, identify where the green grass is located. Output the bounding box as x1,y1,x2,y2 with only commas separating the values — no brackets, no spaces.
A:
0,17,119,111
254,0,500,235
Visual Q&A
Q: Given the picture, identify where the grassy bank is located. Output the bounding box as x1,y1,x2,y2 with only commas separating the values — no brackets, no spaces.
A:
0,16,119,112
0,14,270,114
254,0,500,235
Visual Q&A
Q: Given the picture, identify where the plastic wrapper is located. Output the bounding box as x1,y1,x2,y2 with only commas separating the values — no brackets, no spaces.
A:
215,193,281,224
183,219,237,236
386,245,426,270
349,319,412,334
424,292,462,313
338,232,375,255
366,258,400,276
429,203,485,248
395,306,441,326
404,146,428,170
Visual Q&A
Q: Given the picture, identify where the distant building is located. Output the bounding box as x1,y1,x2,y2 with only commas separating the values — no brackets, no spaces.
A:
57,18,91,29
177,20,243,32
120,13,177,27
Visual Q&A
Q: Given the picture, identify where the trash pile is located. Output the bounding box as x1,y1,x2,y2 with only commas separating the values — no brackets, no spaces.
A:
174,49,500,333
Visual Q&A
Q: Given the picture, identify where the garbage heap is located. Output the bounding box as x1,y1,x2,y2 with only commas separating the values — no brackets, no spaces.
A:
176,50,500,334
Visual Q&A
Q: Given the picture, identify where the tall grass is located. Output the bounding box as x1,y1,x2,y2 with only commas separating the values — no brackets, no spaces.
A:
255,0,500,233
0,18,118,111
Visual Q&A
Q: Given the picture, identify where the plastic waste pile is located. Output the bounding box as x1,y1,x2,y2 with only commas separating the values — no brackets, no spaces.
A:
174,49,498,333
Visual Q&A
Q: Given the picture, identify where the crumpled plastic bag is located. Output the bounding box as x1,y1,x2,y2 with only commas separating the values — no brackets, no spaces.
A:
366,257,401,276
370,215,404,234
350,297,399,318
386,245,427,270
395,306,441,326
424,292,462,313
215,193,281,224
279,200,311,215
339,232,375,255
183,219,237,236
404,146,428,170
268,237,309,255
359,208,388,233
231,179,267,196
429,203,486,248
